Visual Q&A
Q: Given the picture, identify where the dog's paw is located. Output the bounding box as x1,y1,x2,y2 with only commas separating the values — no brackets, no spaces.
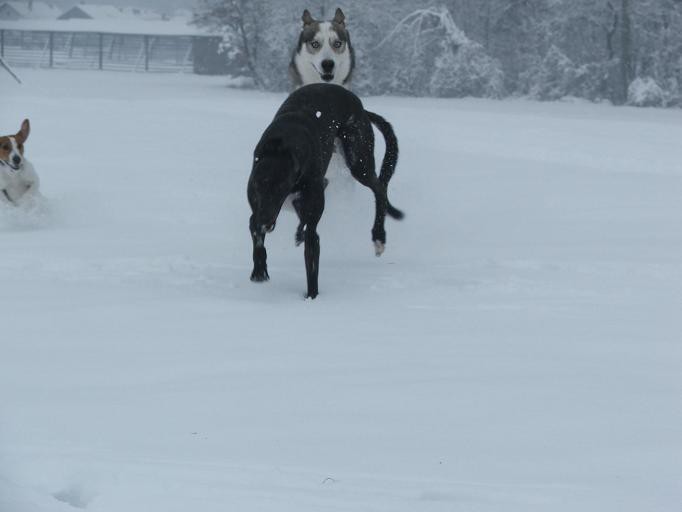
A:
250,269,270,282
305,291,319,300
374,240,385,257
295,229,305,247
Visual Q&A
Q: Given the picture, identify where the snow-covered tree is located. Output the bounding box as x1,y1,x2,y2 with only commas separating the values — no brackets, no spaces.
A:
191,0,682,107
373,6,504,98
193,0,306,90
628,76,666,107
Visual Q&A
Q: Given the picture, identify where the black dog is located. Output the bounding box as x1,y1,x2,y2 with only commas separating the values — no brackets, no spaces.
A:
247,84,404,299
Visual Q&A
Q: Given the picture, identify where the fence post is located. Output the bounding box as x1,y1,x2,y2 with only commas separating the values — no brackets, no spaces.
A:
144,35,149,72
49,31,54,68
98,33,103,70
190,36,196,73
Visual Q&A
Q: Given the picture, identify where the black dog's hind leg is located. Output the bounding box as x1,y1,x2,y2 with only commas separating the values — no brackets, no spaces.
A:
249,215,269,282
340,126,391,256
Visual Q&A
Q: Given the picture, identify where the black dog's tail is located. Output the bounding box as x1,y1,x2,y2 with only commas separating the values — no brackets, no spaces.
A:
385,201,404,220
366,111,398,188
366,110,404,220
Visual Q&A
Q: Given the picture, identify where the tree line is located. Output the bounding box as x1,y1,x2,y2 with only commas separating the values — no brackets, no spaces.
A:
194,0,682,107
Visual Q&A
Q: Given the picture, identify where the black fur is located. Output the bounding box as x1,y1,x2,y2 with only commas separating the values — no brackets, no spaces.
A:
247,84,404,299
365,111,400,193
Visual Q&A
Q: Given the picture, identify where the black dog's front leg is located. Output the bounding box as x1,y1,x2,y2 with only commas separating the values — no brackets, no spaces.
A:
251,236,269,282
250,216,269,282
304,228,320,299
292,195,306,247
251,240,269,282
293,179,328,247
300,184,325,299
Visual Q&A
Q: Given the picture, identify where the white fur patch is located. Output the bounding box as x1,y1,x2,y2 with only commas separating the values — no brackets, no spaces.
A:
8,137,23,170
0,156,41,206
282,191,301,213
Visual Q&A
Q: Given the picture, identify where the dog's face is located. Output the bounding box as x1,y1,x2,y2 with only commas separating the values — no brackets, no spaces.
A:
294,8,353,86
0,119,30,172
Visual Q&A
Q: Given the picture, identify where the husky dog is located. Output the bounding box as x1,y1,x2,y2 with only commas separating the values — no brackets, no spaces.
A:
289,8,358,194
289,8,355,89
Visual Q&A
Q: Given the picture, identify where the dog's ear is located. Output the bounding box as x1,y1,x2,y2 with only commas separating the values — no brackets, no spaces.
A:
16,119,30,144
302,9,315,26
333,8,345,26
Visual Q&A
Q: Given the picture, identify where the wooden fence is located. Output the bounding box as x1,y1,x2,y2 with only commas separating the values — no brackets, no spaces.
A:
0,28,226,74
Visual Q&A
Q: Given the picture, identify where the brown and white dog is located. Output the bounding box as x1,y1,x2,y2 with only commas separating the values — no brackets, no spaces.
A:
0,120,41,206
289,8,355,89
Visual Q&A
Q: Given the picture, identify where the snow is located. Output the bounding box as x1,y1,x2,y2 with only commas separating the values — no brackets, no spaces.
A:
1,1,62,20
1,69,681,512
628,77,667,108
64,4,124,19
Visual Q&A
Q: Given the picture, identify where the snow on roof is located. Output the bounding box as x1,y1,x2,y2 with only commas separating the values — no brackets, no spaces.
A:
120,6,162,21
58,4,128,20
0,18,217,37
1,1,61,19
58,4,167,21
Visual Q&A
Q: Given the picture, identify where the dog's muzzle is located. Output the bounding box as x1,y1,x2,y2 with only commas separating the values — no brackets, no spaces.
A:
311,62,335,83
0,160,21,172
321,61,335,82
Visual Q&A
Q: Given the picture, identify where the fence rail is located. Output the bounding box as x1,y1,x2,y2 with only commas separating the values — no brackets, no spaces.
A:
0,29,202,73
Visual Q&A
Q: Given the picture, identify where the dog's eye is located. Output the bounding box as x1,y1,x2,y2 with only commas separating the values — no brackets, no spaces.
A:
333,40,343,49
1,144,9,151
310,41,321,49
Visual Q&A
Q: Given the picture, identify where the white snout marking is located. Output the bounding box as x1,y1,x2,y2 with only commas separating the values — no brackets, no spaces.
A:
8,137,22,171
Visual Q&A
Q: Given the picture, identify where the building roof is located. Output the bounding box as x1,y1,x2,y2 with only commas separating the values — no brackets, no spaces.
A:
1,1,61,19
120,6,162,21
0,17,217,37
58,4,128,20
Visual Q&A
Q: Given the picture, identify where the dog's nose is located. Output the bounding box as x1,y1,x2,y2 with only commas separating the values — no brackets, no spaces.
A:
12,155,21,166
321,59,335,73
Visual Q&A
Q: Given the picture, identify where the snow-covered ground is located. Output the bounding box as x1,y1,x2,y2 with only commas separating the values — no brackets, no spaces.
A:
1,69,681,512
